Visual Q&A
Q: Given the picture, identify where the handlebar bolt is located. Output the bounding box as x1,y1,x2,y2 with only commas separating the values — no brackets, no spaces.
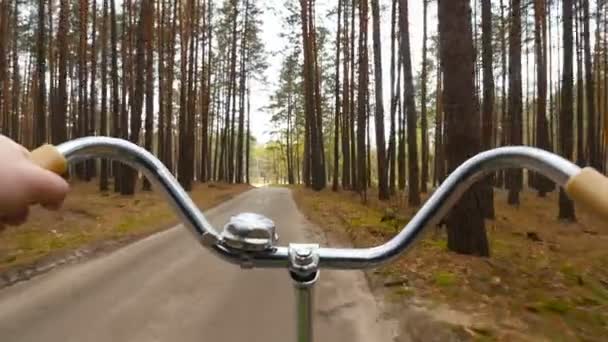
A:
289,244,320,277
295,248,312,259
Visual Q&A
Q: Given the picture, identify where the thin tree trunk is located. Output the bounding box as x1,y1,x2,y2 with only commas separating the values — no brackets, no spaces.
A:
332,0,342,192
371,0,388,199
356,0,368,194
341,0,351,190
480,0,495,218
420,0,429,194
34,0,46,147
583,0,598,168
400,0,420,206
100,0,109,191
110,0,121,192
534,0,555,197
388,0,397,194
143,0,155,191
507,0,523,206
559,0,576,221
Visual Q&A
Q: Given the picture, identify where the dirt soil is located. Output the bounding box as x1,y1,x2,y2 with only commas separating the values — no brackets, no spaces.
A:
292,186,608,342
0,181,251,279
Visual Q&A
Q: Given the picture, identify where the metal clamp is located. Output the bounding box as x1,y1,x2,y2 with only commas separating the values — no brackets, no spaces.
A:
288,244,320,277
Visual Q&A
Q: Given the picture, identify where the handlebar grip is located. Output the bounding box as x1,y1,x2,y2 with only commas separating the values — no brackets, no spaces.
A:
30,144,68,175
565,167,608,221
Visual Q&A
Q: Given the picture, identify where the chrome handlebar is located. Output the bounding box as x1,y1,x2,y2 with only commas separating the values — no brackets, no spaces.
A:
56,137,581,271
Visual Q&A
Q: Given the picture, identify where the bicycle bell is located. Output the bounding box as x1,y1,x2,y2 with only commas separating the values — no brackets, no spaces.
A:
220,213,279,251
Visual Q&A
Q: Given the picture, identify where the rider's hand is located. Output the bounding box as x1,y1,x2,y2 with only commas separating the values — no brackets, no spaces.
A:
0,135,69,230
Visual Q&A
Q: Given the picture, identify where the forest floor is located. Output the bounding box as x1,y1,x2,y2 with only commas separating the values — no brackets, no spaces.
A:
0,181,251,284
292,185,608,342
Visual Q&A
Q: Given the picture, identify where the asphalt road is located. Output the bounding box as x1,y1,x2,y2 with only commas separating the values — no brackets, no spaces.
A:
0,187,395,342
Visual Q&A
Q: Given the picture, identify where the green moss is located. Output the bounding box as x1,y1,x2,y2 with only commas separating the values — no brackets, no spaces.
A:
560,263,580,285
541,299,570,314
393,286,415,297
422,238,448,251
434,271,457,287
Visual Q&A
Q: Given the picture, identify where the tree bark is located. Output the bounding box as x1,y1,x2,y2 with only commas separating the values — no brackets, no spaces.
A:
559,0,577,221
420,0,429,194
400,0,420,206
388,0,397,194
332,0,342,192
341,0,351,190
480,0,495,218
371,0,388,199
34,0,46,147
100,0,109,191
534,0,555,196
507,0,523,206
143,0,155,191
582,0,598,168
438,0,489,257
356,0,368,194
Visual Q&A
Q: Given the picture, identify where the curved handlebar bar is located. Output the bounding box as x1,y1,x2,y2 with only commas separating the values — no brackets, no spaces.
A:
30,137,608,271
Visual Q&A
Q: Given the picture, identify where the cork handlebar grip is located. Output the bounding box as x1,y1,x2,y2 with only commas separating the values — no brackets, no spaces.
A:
565,167,608,221
29,144,68,176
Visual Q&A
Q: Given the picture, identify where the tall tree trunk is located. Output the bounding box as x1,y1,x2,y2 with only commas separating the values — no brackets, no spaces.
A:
100,0,109,191
333,0,342,192
400,0,420,206
77,0,90,180
110,0,121,192
157,0,165,165
388,0,397,194
559,0,576,221
420,0,429,194
583,0,598,168
88,0,98,178
350,0,357,190
438,0,489,257
35,0,46,147
576,0,584,165
236,0,250,184
341,0,351,190
371,0,388,200
54,0,68,145
534,0,555,197
311,5,326,187
497,0,508,188
300,0,324,191
165,0,178,173
143,0,155,191
507,0,523,206
10,0,20,141
434,69,445,185
356,0,368,194
480,0,495,218
122,0,147,195
0,0,9,137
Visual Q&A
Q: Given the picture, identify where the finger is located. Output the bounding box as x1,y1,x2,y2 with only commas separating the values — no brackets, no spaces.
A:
2,207,29,226
1,135,30,157
21,165,70,207
42,200,64,211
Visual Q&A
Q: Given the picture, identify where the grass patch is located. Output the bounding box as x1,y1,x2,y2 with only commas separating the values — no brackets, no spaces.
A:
0,181,250,272
541,299,571,314
291,186,608,341
433,271,458,287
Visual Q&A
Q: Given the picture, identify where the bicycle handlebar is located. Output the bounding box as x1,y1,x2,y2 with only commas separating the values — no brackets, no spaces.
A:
29,137,608,270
